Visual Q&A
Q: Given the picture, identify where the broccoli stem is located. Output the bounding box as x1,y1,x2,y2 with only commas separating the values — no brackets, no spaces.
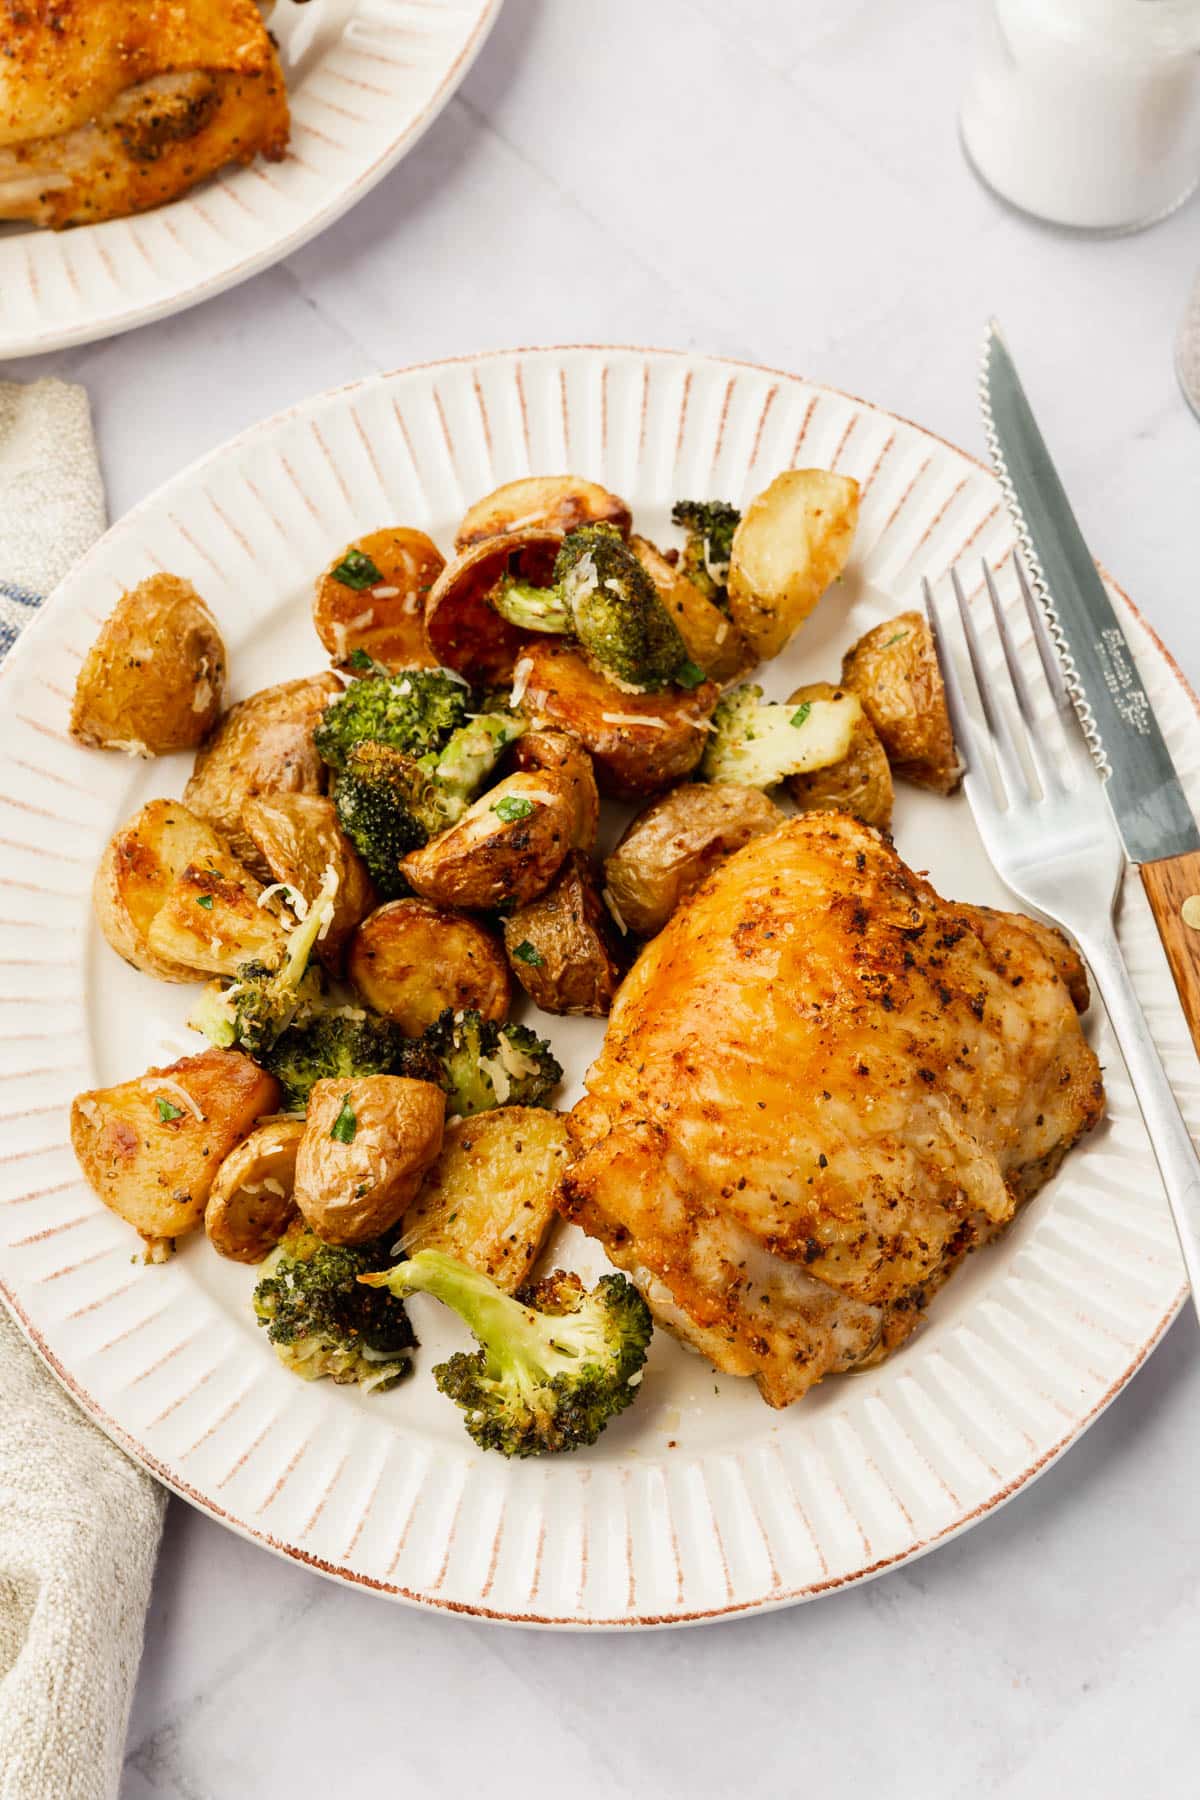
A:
491,577,572,635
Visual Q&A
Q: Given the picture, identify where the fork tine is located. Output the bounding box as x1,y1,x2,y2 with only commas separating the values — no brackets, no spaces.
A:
922,576,988,787
950,565,1031,804
1013,554,1072,712
981,560,1063,795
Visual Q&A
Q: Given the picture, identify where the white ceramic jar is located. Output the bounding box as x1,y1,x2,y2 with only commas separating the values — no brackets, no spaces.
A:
961,0,1200,231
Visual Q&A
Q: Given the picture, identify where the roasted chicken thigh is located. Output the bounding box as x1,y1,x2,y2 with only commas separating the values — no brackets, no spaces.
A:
560,813,1104,1406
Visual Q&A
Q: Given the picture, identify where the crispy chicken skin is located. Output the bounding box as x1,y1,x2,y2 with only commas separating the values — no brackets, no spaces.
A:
0,1,288,228
559,813,1104,1407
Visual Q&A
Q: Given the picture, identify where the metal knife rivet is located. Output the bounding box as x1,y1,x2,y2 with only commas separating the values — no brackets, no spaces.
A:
1181,896,1200,930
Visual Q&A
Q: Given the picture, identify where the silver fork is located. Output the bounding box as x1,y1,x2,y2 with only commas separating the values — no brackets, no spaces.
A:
924,556,1200,1313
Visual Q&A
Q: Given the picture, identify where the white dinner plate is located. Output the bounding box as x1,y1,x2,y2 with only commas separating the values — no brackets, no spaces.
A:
0,0,501,358
0,347,1192,1628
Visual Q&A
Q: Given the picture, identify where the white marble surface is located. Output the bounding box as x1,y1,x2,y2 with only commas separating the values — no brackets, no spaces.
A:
10,2,1200,1794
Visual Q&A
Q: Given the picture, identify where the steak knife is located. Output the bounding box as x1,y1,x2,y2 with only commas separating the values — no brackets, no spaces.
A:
981,321,1200,1059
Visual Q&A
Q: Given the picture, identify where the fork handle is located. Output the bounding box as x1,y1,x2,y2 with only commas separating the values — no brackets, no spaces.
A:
1139,850,1200,1060
1079,919,1200,1310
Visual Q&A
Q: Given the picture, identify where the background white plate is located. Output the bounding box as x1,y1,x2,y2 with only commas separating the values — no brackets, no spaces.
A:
0,347,1192,1628
0,0,501,359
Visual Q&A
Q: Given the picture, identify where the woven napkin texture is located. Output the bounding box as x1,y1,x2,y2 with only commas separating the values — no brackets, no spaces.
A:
0,378,165,1800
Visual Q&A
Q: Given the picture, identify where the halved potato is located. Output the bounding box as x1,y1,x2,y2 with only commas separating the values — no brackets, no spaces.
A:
503,853,623,1016
205,1117,303,1263
312,528,443,671
183,673,341,877
423,528,562,685
840,611,961,794
93,799,231,982
294,1075,445,1245
70,1049,280,1246
146,851,290,978
401,771,574,911
786,680,894,828
521,640,718,799
604,783,783,936
347,898,510,1033
400,1108,570,1291
242,792,375,976
510,728,599,850
629,535,752,684
728,470,860,659
70,573,226,755
455,476,630,552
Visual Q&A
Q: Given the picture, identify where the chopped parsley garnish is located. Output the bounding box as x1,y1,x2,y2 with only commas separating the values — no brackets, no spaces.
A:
512,940,545,967
883,629,909,647
347,646,373,671
675,659,706,691
330,1093,358,1144
331,549,383,590
155,1098,184,1122
196,893,214,910
493,795,535,823
790,702,812,729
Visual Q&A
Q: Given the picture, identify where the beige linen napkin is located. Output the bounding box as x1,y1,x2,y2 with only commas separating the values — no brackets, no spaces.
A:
0,379,165,1800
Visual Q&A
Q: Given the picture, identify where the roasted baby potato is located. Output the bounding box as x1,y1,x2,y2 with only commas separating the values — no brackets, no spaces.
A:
294,1075,445,1245
510,728,599,851
455,475,631,551
728,470,860,659
312,528,443,671
604,782,783,936
520,640,718,800
503,853,623,1016
70,1049,280,1246
629,535,752,684
205,1117,304,1264
242,792,375,976
145,851,289,978
424,528,562,686
93,799,231,982
347,898,510,1034
840,611,961,794
786,680,894,829
401,771,574,911
70,573,226,756
400,1108,571,1291
183,672,341,877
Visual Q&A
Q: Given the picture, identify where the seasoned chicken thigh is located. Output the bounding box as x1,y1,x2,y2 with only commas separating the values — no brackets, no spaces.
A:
0,0,288,228
560,813,1104,1407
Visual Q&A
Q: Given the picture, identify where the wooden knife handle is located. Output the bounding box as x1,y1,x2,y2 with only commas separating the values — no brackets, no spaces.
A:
1139,849,1200,1058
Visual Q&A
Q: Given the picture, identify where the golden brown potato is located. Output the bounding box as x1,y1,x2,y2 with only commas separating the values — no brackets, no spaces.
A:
604,783,784,936
205,1117,303,1264
92,799,231,982
70,574,226,756
503,853,624,1016
145,851,289,978
840,611,961,794
424,528,562,686
521,640,718,800
70,1050,280,1246
401,772,574,911
786,680,894,829
312,528,443,671
183,673,341,876
347,899,510,1034
242,792,375,976
455,476,631,551
728,470,860,659
510,728,599,851
400,1108,570,1290
294,1076,445,1245
629,535,752,684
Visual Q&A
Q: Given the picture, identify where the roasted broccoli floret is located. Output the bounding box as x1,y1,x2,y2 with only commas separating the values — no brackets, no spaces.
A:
700,683,849,789
314,669,470,773
260,1009,443,1112
422,1007,562,1117
419,709,525,811
188,868,337,1057
492,523,699,693
333,741,438,895
254,1223,416,1391
361,1252,652,1455
671,499,741,611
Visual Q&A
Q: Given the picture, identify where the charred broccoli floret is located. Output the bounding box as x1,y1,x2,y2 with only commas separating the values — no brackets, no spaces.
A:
314,669,470,773
671,499,741,612
700,683,858,789
260,1009,443,1112
333,741,436,895
361,1252,652,1455
188,868,337,1057
420,709,525,811
254,1223,416,1391
422,1007,562,1117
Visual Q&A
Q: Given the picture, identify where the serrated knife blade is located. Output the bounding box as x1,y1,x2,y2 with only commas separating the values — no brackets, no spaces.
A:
981,320,1200,867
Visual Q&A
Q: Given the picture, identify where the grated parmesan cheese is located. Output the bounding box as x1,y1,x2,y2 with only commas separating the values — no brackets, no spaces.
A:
258,882,304,919
601,711,669,730
328,619,350,661
147,1078,205,1123
713,621,729,645
602,887,629,935
372,585,400,599
478,1054,511,1104
347,607,375,631
510,656,534,710
77,1097,101,1127
191,678,213,714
